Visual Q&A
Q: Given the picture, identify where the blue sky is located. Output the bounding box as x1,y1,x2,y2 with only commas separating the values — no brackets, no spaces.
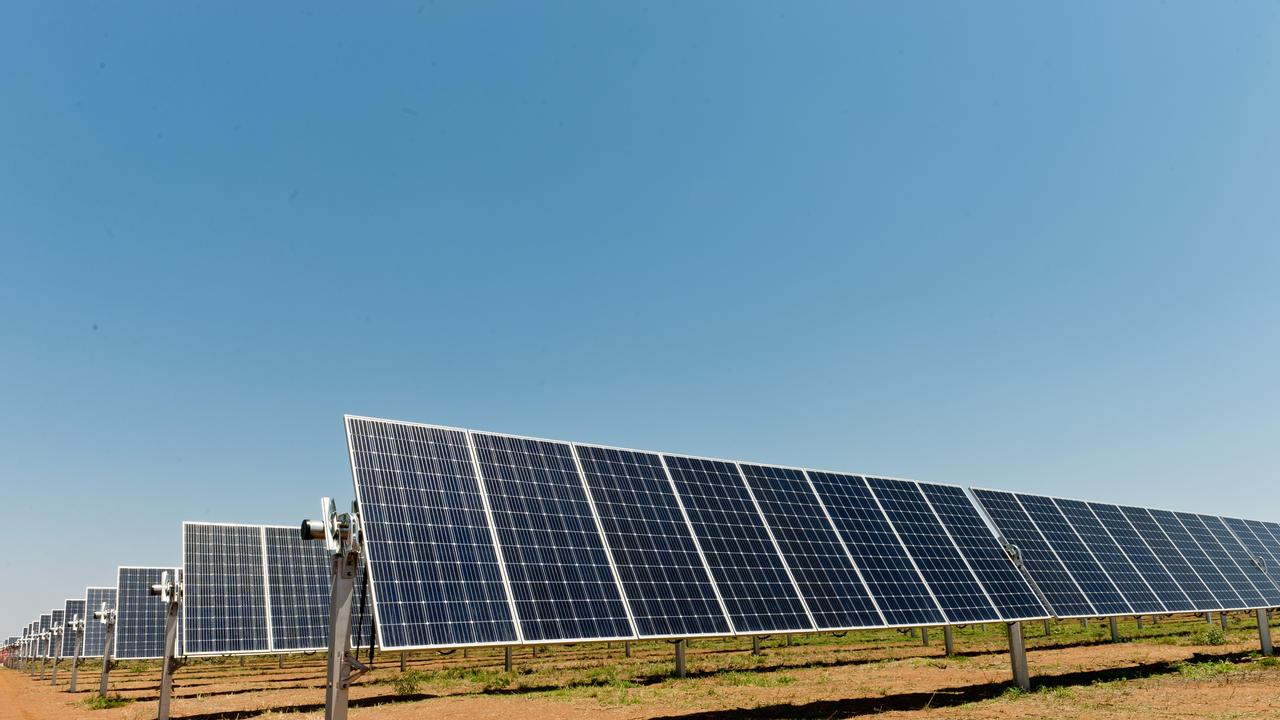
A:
2,1,1278,630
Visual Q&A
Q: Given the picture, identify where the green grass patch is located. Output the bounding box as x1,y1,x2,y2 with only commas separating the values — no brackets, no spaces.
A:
720,670,797,687
1177,659,1238,679
392,669,430,695
81,695,133,710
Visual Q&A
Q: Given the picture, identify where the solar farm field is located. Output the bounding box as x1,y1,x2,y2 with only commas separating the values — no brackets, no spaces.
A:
5,614,1280,720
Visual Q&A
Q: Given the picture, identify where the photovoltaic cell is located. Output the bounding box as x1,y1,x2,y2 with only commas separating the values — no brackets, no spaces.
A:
1258,522,1280,562
347,418,518,649
1089,503,1193,612
472,432,634,642
1015,494,1131,615
739,464,882,630
865,477,999,623
62,600,86,657
1117,506,1218,610
1053,499,1164,614
971,489,1095,617
1196,515,1280,606
1172,512,1266,608
264,525,333,652
664,455,812,633
918,483,1047,621
83,588,116,658
1240,519,1280,575
575,445,731,638
183,523,270,655
1147,509,1243,610
809,472,945,626
116,567,182,660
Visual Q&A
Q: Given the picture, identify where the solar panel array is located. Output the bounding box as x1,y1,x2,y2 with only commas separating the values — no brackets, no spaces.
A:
971,490,1280,619
346,416,1053,651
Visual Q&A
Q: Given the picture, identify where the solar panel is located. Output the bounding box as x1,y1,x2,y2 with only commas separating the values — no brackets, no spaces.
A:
809,472,945,626
116,566,182,660
865,477,1000,623
1196,514,1280,606
1258,522,1280,562
739,463,882,630
49,610,65,655
1117,506,1219,610
183,523,271,655
575,445,732,638
346,418,518,650
61,600,85,656
1171,512,1267,608
471,431,635,642
1146,509,1243,610
1052,499,1165,614
1221,517,1280,595
664,455,813,633
1015,494,1131,615
83,588,116,658
1239,519,1280,575
264,525,333,652
39,614,50,633
971,489,1095,617
1089,503,1194,612
917,483,1048,621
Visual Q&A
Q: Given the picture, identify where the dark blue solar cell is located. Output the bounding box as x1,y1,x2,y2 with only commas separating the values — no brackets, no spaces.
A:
970,489,1095,617
576,445,732,638
49,610,65,658
1015,494,1131,616
1195,515,1280,606
1089,503,1194,612
264,525,334,652
62,600,86,657
1053,499,1164,615
471,432,634,642
1171,512,1266,608
739,464,882,630
865,477,999,623
83,588,116,658
347,418,519,649
1220,517,1280,603
664,455,813,633
918,483,1048,621
1146,509,1242,610
809,472,945,626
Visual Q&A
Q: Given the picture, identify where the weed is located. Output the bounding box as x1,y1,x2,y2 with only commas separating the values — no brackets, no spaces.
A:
1256,655,1280,668
1197,626,1227,646
81,695,133,710
1177,659,1238,679
1000,685,1027,699
392,669,429,695
721,671,797,687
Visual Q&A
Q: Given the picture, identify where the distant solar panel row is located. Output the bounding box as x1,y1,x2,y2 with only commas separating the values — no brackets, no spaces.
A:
346,417,1053,651
971,490,1280,618
83,587,116,658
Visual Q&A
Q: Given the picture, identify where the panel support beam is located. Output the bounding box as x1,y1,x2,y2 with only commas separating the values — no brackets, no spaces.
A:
1109,616,1119,643
68,621,84,693
624,641,632,658
943,626,955,656
49,630,62,685
674,639,686,678
921,627,929,646
304,500,369,720
1257,609,1273,656
504,646,513,672
96,608,116,698
1007,622,1030,691
153,570,183,720
1221,612,1229,631
751,636,761,656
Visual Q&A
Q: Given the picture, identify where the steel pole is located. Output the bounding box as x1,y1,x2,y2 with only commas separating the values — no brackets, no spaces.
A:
943,626,955,656
674,640,686,678
99,618,115,698
1007,623,1030,691
1257,609,1273,656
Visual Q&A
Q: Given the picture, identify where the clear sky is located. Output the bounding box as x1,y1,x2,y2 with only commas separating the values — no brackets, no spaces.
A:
2,1,1278,632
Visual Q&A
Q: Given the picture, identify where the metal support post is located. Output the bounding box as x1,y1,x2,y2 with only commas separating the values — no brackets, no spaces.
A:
1136,616,1143,630
1043,619,1051,635
943,626,955,656
1257,609,1273,656
674,640,686,678
97,609,116,698
504,646,513,672
1221,612,1229,631
303,499,370,720
39,634,48,679
1007,622,1030,691
154,570,183,720
1205,612,1213,624
50,629,62,685
785,634,792,647
1081,618,1088,630
69,619,84,693
624,641,631,657
1109,616,1119,642
921,627,929,646
278,655,284,669
400,652,406,672
751,636,761,656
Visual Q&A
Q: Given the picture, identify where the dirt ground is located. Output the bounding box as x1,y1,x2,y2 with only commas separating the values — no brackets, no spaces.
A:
4,615,1280,719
